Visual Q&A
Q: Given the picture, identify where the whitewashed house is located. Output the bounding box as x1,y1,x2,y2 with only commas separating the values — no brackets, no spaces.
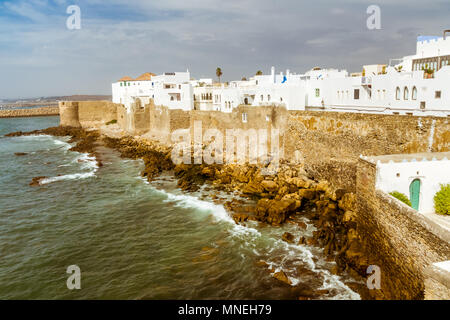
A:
369,152,450,214
112,71,193,111
112,31,450,116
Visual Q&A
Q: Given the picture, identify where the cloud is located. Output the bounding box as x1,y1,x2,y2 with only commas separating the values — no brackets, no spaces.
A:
0,0,449,99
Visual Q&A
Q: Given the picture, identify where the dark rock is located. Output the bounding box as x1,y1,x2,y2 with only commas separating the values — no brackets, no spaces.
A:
29,176,47,186
281,232,295,243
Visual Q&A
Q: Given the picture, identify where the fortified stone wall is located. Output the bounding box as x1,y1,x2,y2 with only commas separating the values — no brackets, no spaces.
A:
58,101,450,299
59,102,80,127
424,262,450,300
188,106,288,161
77,101,118,128
59,101,119,128
356,158,450,300
285,111,450,192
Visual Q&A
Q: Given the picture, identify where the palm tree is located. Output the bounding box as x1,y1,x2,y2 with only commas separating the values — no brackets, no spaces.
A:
216,67,223,83
256,70,263,76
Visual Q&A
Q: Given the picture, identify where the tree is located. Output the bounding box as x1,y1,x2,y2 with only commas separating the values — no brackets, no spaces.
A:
216,67,223,83
256,70,263,76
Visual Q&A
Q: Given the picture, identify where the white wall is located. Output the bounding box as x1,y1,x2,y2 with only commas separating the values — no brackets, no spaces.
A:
375,157,450,214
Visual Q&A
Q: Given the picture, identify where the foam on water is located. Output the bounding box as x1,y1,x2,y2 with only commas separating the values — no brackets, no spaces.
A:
40,171,97,184
142,179,360,300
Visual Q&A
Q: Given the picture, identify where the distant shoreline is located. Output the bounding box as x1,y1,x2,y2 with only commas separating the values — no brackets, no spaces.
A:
0,106,59,118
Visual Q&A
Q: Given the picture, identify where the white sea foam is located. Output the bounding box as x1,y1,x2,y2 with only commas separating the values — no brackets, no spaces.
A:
40,171,96,185
53,138,72,150
74,153,98,170
139,176,360,299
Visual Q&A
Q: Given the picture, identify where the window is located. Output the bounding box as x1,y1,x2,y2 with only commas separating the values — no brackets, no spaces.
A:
261,95,264,101
280,97,283,102
268,95,271,101
315,88,320,97
403,87,409,100
412,87,417,100
435,91,441,99
242,113,248,123
120,83,123,87
354,89,360,100
395,87,400,100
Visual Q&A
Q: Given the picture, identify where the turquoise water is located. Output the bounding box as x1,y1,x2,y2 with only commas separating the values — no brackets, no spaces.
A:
0,116,360,300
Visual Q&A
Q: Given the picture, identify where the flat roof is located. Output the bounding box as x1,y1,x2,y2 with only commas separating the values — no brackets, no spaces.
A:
361,152,450,164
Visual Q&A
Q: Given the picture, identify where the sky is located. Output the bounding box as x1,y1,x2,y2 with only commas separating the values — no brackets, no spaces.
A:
0,0,449,99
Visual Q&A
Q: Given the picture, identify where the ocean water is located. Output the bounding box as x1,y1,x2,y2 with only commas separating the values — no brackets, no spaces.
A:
0,116,360,300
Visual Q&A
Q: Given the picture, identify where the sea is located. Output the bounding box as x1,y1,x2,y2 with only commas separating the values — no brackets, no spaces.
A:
0,116,361,299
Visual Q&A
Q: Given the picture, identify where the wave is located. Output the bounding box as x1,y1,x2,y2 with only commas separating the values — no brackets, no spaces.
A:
138,176,360,299
40,171,96,185
74,153,98,171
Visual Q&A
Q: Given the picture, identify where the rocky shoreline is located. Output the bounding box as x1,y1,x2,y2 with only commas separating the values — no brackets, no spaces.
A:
7,125,383,299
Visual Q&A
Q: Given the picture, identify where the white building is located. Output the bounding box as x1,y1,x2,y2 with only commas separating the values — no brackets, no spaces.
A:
371,152,450,214
306,31,450,116
112,31,450,116
112,71,193,111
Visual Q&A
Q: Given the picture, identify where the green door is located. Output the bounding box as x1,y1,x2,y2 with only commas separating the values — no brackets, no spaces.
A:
409,179,421,210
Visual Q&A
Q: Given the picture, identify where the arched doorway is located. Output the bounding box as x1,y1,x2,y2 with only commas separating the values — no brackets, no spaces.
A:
409,179,421,210
244,98,248,105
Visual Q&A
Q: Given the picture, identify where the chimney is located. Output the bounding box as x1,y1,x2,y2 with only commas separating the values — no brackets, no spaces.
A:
271,66,275,84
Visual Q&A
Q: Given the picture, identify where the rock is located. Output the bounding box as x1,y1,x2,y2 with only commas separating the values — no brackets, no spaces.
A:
288,176,313,189
296,221,307,229
201,166,215,178
29,176,47,186
232,213,249,223
347,228,359,242
296,266,317,277
14,152,28,156
266,199,298,226
343,210,356,222
315,289,330,296
306,237,317,246
277,185,289,197
298,188,316,200
261,180,278,193
281,232,295,243
331,265,339,275
338,193,356,211
273,271,292,285
255,260,269,268
298,236,306,245
242,179,264,195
